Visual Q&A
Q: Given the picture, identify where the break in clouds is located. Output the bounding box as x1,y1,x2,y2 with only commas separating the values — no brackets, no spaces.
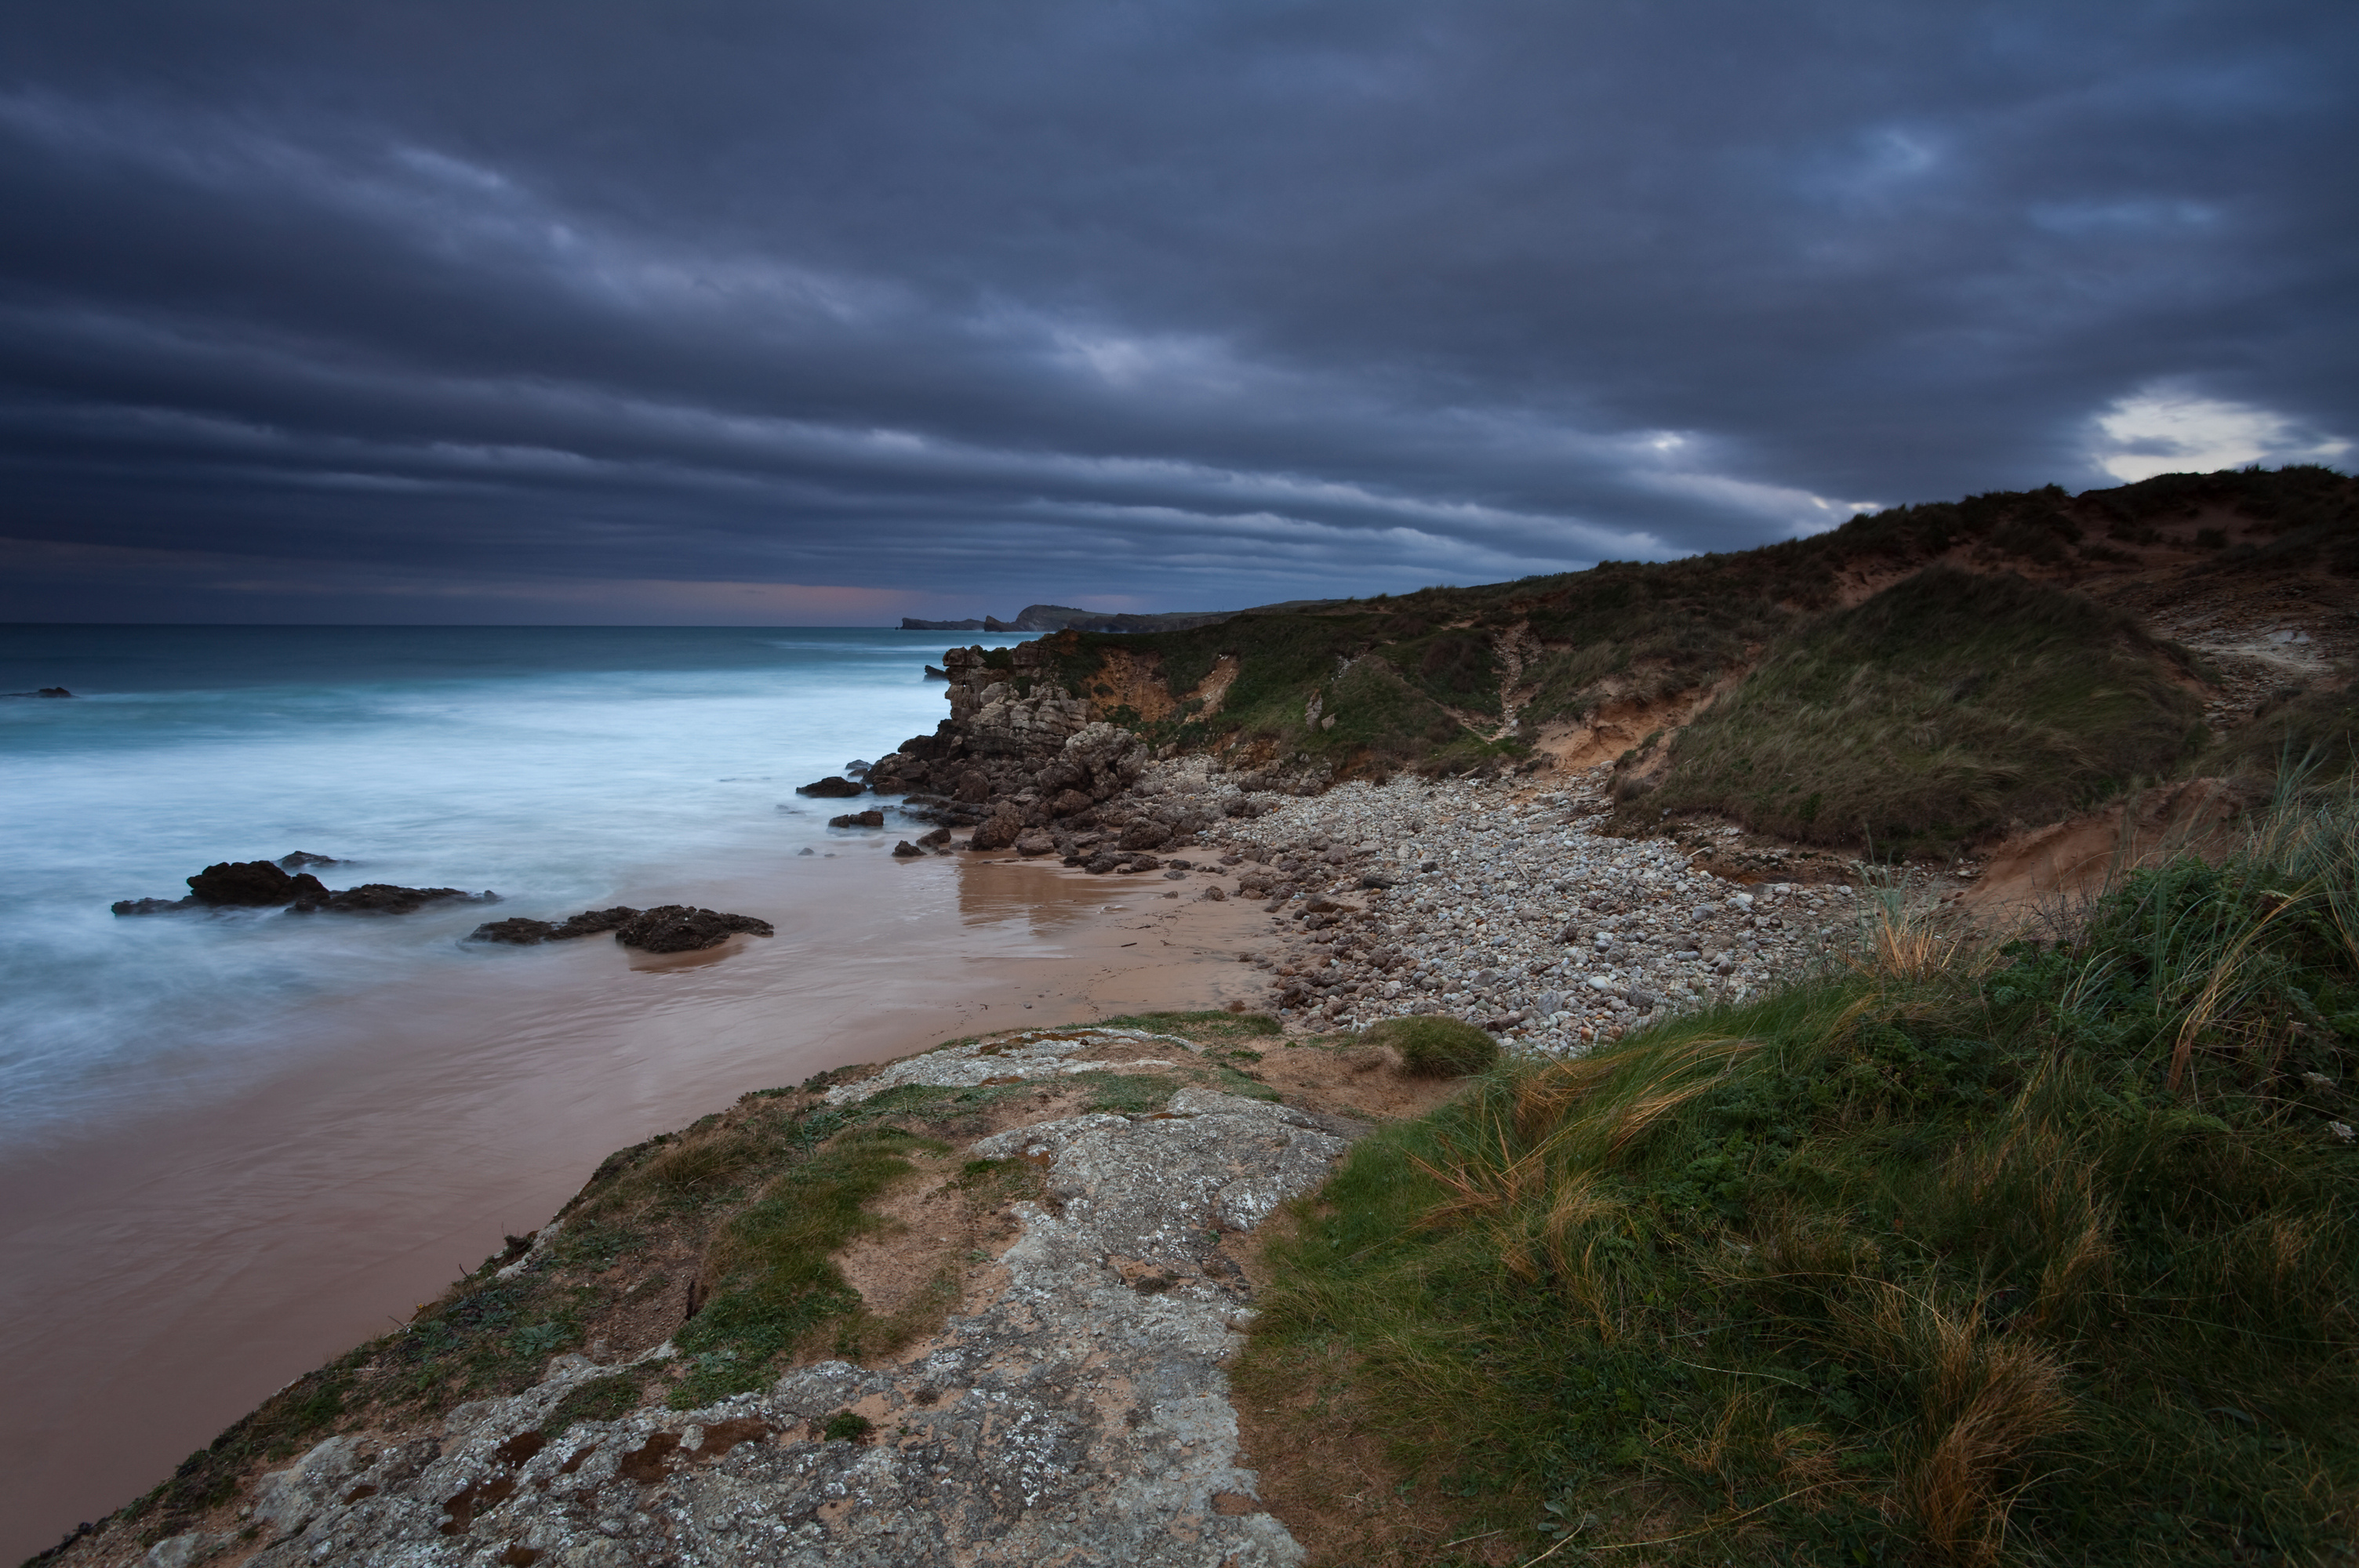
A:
0,1,2352,622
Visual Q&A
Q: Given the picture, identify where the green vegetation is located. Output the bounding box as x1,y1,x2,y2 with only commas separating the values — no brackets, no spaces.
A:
1242,795,2359,1566
1630,567,2209,856
1363,1015,1503,1078
823,1410,875,1442
1096,1008,1284,1042
669,1124,947,1406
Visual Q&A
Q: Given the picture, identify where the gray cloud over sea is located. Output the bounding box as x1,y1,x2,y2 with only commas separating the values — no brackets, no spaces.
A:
1,2,2352,621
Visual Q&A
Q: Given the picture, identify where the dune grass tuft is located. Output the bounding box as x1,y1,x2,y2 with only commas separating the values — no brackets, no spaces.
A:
1364,1015,1503,1078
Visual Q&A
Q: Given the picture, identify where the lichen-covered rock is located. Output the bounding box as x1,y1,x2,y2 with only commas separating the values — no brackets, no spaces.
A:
214,1040,1348,1567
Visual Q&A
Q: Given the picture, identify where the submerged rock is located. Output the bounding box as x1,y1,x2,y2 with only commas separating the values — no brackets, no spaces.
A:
467,906,647,946
827,808,886,829
289,884,487,916
794,775,865,797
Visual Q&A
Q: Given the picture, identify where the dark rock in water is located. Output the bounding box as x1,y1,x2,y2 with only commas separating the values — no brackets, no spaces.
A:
795,775,865,797
467,906,640,945
923,665,950,680
549,906,640,939
187,859,314,906
917,826,952,848
277,851,342,869
829,808,886,829
612,906,774,953
845,759,873,779
469,916,558,945
1125,855,1163,873
5,687,73,699
1084,852,1122,874
115,858,491,918
291,883,487,916
891,840,925,858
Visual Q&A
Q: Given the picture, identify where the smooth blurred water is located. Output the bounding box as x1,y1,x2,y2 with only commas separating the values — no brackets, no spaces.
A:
0,625,1007,1140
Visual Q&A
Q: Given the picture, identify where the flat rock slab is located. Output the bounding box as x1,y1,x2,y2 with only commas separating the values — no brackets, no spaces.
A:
221,1078,1353,1566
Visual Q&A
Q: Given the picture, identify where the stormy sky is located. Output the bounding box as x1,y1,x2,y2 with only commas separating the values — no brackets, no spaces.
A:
0,2,2351,623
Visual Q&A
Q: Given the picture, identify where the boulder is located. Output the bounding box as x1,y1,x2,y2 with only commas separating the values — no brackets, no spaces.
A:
1049,787,1095,817
828,809,886,829
1013,829,1057,856
186,859,315,906
612,906,775,953
971,805,1025,851
917,826,953,848
1118,821,1172,851
276,851,341,869
794,775,865,797
891,840,925,858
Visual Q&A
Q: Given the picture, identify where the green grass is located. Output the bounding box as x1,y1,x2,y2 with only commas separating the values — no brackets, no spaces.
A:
1241,794,2359,1566
1362,1015,1503,1077
1631,567,2210,856
1097,1008,1284,1042
669,1125,946,1406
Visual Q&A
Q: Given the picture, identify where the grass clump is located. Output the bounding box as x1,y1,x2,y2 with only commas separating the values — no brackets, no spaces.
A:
1364,1015,1501,1078
669,1126,943,1407
1097,1008,1284,1042
1634,567,2208,856
1242,796,2359,1566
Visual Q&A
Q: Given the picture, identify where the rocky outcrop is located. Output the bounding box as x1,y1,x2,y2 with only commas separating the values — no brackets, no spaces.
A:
111,858,489,917
611,906,774,953
794,775,865,798
133,1029,1350,1568
289,884,485,916
469,905,771,952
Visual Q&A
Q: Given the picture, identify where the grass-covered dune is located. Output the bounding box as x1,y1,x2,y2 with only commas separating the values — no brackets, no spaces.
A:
1238,794,2359,1566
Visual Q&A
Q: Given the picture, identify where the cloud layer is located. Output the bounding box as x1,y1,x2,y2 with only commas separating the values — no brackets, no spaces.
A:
1,1,2352,620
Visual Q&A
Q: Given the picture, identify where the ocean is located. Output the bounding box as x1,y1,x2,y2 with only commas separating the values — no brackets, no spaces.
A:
0,625,1006,1144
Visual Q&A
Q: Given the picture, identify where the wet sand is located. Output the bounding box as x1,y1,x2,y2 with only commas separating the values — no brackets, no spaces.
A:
0,842,1270,1561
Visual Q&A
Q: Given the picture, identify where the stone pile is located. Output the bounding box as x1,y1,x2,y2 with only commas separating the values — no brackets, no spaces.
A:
1176,768,1863,1054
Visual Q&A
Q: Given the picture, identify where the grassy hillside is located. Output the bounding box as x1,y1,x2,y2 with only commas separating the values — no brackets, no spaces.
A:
1621,568,2211,857
1027,464,2354,852
1238,795,2359,1566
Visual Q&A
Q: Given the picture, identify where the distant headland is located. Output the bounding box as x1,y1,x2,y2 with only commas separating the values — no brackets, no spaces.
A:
900,599,1339,633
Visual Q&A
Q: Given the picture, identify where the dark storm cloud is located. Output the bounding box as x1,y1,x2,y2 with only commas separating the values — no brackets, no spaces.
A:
0,1,2352,620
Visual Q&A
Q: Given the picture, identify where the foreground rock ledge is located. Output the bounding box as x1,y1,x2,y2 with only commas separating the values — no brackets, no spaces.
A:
137,1031,1355,1568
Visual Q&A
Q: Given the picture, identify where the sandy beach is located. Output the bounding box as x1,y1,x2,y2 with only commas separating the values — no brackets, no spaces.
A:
0,842,1267,1562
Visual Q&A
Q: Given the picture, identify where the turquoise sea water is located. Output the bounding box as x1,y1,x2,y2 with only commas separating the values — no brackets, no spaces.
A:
0,625,1007,1140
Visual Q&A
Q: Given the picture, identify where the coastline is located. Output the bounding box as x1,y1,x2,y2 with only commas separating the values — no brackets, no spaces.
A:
12,635,1860,1563
0,846,1267,1563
